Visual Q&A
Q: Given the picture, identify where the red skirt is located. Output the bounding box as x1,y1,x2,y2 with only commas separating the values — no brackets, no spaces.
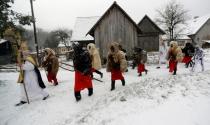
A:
138,64,145,73
47,72,58,83
111,69,124,80
74,71,93,92
182,56,192,64
169,60,177,72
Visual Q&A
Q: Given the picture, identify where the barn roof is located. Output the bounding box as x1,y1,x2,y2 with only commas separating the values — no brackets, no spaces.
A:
87,1,141,36
186,14,210,35
71,16,100,42
138,15,165,34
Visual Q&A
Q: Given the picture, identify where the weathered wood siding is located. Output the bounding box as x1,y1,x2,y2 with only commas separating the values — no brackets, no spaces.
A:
138,35,159,52
138,17,160,52
94,6,138,59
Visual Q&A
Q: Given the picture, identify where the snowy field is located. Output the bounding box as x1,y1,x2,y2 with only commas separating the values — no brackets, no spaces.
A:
1,51,210,125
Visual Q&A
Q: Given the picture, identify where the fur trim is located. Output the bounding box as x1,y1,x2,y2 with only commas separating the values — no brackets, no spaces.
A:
107,42,127,72
167,41,183,62
87,43,102,70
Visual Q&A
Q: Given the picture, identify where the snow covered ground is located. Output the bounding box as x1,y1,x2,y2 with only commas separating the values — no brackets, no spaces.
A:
1,51,210,125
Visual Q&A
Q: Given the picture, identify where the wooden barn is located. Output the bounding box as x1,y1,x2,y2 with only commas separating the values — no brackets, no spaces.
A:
0,39,13,65
137,15,165,52
87,1,141,59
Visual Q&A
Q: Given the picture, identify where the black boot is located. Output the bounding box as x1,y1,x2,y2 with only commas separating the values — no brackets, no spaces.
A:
111,80,115,91
138,73,142,76
15,101,27,106
74,91,81,101
88,88,93,96
121,79,125,86
43,94,49,100
185,63,189,68
173,68,177,75
145,69,148,74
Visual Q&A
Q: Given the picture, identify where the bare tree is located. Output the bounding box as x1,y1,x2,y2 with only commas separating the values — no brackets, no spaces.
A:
54,29,72,49
156,0,189,41
44,29,72,50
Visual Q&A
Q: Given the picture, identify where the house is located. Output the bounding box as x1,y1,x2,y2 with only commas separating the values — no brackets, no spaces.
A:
57,42,72,55
137,15,165,51
162,34,192,47
0,39,13,65
71,16,100,47
87,1,141,60
186,14,210,47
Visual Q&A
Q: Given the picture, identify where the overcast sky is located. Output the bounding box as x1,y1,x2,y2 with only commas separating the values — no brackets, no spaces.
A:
12,0,210,31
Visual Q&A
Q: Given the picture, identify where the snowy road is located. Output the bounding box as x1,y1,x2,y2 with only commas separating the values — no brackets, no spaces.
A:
0,60,210,125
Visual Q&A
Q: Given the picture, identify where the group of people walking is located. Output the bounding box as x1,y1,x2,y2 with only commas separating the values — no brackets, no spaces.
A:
167,41,204,75
15,40,205,105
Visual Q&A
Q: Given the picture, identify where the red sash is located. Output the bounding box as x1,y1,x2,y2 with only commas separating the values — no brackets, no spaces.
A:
74,71,93,91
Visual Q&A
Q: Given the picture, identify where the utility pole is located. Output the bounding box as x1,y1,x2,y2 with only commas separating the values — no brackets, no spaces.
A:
30,0,39,65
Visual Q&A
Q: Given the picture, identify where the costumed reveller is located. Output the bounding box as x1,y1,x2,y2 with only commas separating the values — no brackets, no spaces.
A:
107,42,127,91
16,42,49,106
73,42,93,101
166,41,183,75
135,47,148,76
182,42,195,68
157,37,168,68
42,48,59,86
192,45,204,72
87,43,103,78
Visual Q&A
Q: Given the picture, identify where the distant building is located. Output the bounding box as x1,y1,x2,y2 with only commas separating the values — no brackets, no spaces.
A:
71,16,100,47
87,1,141,59
57,42,72,55
162,34,192,47
137,15,165,51
186,14,210,47
163,14,210,47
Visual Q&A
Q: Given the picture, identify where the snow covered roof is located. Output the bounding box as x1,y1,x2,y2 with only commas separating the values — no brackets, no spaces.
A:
58,43,65,47
186,14,210,35
0,39,7,44
161,34,191,40
58,41,72,47
71,16,100,42
203,40,210,43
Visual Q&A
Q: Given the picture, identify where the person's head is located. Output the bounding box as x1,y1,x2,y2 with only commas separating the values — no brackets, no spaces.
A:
87,43,96,53
44,48,55,56
109,42,119,53
170,41,178,49
22,50,30,59
72,42,83,54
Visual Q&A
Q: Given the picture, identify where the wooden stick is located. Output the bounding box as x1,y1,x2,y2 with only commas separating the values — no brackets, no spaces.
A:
59,65,103,82
59,66,74,72
59,62,73,67
20,69,30,104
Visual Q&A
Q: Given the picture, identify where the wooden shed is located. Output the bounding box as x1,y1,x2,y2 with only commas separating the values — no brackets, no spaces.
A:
0,39,13,65
87,1,141,59
138,15,165,52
